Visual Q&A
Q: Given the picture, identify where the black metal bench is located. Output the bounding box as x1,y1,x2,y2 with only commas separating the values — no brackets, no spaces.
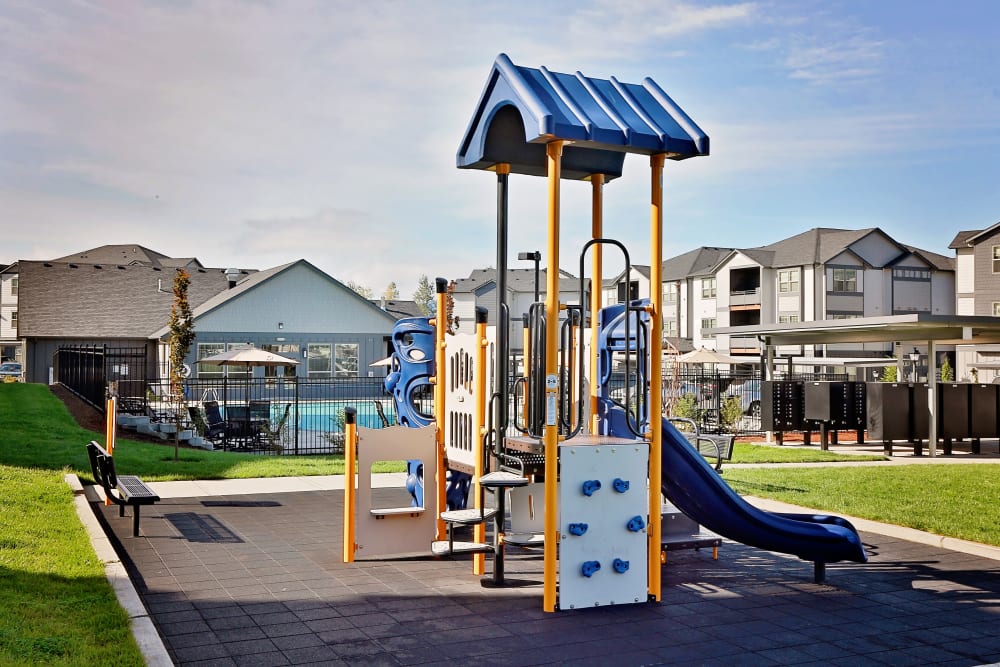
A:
691,433,735,471
667,417,735,471
86,441,160,536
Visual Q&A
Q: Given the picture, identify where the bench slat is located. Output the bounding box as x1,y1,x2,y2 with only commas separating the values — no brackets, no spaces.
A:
117,475,160,503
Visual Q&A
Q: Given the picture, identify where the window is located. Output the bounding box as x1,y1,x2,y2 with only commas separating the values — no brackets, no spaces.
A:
617,280,639,304
778,314,800,324
993,246,1000,273
700,318,717,339
334,343,359,377
832,268,857,292
777,269,800,293
10,277,17,296
197,343,225,378
993,303,1000,317
830,313,861,320
663,283,678,304
10,311,16,331
893,268,930,280
664,320,678,337
701,277,716,298
262,344,299,378
307,344,332,377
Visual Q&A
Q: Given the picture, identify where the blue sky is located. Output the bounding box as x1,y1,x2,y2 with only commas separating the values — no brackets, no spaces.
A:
2,1,998,296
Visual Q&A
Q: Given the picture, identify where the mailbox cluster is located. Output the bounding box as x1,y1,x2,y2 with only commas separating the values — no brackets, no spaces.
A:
804,382,867,448
866,382,997,455
762,381,867,447
761,380,805,434
760,380,999,455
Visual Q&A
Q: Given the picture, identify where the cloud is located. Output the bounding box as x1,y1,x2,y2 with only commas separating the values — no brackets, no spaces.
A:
784,34,886,85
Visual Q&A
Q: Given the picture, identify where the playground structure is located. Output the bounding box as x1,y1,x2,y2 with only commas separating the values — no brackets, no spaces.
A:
342,54,866,612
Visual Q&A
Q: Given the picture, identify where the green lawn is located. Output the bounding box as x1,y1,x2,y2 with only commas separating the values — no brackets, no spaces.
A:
0,465,145,666
729,441,885,464
723,465,1000,547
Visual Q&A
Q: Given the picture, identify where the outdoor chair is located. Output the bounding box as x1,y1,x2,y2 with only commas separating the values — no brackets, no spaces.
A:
373,400,393,427
260,404,292,451
203,401,236,449
188,406,226,444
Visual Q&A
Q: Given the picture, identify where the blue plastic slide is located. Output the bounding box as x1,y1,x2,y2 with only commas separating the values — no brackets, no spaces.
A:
659,417,868,567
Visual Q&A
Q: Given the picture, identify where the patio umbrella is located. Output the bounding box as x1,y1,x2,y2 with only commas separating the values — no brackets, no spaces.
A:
196,347,300,407
369,356,394,367
677,347,748,366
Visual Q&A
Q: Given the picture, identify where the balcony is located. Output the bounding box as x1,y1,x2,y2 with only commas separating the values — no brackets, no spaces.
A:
729,287,761,308
729,336,761,354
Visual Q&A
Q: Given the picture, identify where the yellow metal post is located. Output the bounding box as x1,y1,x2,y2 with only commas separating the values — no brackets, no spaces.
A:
473,307,488,575
105,396,116,506
434,278,449,540
589,174,604,434
342,407,357,563
105,396,116,455
543,140,564,613
648,153,665,602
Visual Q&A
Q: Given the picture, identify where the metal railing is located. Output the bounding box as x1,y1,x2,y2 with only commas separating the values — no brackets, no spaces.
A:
55,345,148,411
143,377,426,456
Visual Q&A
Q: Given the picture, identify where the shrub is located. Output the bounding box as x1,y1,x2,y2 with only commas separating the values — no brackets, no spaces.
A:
672,394,700,428
941,356,954,382
720,395,744,431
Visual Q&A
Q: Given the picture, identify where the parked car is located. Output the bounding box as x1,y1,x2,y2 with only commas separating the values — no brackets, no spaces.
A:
0,362,23,382
725,378,760,420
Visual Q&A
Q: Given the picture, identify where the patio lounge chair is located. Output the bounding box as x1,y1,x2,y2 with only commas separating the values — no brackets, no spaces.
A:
188,406,226,444
260,404,292,451
203,401,239,449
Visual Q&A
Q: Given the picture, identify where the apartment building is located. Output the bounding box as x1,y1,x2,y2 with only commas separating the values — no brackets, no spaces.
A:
663,228,954,362
0,263,18,362
950,222,1000,380
450,267,583,353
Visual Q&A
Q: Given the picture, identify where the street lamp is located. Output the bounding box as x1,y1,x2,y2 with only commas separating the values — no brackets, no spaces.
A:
518,250,541,302
908,348,920,382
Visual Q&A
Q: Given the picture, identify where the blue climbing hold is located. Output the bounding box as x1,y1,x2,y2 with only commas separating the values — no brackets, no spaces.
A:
626,515,646,532
612,478,630,493
581,560,601,577
568,522,588,536
582,480,602,496
612,558,630,573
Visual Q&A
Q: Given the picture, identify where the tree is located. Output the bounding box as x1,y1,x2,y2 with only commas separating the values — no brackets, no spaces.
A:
168,268,195,462
383,282,399,300
880,365,898,382
346,281,373,299
413,275,435,316
940,356,954,382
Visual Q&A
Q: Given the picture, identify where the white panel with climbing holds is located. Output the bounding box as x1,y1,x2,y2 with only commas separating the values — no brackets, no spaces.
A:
558,441,649,610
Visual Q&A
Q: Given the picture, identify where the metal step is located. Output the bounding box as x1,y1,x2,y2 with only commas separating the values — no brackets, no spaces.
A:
480,471,529,488
370,506,425,517
441,508,497,525
662,532,722,552
431,540,494,556
504,532,544,548
661,503,700,536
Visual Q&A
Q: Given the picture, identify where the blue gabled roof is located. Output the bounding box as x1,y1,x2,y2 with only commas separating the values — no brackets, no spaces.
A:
457,53,709,181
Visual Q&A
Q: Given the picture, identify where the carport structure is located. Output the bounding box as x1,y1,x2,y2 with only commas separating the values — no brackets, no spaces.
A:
715,313,1000,456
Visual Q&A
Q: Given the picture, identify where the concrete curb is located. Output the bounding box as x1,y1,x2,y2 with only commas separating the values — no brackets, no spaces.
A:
748,495,1000,562
66,474,174,667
